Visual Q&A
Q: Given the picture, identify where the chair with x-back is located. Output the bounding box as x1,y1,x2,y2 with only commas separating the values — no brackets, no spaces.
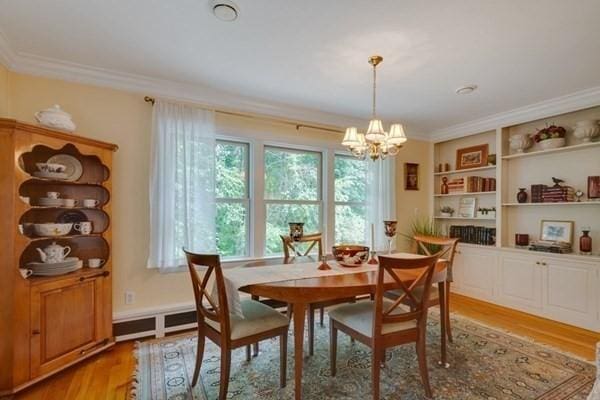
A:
184,249,290,400
329,253,440,400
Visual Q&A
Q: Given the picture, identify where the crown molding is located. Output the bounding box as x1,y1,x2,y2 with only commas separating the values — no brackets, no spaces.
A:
430,86,600,142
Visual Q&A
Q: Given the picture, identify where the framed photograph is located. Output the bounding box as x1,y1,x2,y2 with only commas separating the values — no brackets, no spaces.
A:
540,220,574,243
404,163,419,190
458,197,476,218
588,176,600,199
456,144,489,170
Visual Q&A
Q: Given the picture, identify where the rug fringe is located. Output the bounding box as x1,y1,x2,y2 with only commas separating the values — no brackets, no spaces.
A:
129,341,142,399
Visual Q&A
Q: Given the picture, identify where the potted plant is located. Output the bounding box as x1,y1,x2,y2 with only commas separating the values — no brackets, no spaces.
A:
440,206,455,218
533,124,566,150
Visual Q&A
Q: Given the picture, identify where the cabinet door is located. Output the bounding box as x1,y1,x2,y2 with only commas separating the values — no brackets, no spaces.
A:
543,258,598,330
498,254,543,311
30,273,107,377
452,247,496,300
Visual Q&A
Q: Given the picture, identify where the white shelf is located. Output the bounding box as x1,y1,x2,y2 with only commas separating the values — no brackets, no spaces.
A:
433,165,496,176
434,191,496,197
502,201,600,206
434,216,496,220
501,141,600,160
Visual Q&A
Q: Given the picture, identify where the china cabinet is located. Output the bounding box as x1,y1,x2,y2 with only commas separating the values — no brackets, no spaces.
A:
0,119,117,396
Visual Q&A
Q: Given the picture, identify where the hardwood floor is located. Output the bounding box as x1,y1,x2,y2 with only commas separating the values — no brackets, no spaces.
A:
11,293,599,400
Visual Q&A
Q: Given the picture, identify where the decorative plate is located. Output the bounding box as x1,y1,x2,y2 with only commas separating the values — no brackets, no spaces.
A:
47,154,83,181
33,171,68,180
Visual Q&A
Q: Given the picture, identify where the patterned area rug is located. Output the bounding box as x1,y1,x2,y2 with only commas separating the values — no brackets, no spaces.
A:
133,310,595,399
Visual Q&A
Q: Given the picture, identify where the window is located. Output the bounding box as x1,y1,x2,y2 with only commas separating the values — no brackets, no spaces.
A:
264,146,322,255
334,154,367,244
215,140,249,258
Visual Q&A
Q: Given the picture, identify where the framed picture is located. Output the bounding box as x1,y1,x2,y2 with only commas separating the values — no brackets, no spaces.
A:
588,176,600,199
404,163,419,190
458,197,476,218
456,144,489,170
540,220,574,243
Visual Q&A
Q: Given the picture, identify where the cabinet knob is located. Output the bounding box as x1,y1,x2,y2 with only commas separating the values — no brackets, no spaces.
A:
541,262,547,266
102,270,110,277
535,261,540,265
32,329,40,335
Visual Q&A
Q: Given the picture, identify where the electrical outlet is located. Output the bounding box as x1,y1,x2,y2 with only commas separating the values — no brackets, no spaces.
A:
125,290,135,305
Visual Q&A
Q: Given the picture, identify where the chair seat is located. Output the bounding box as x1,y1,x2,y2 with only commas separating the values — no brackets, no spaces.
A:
206,299,289,340
329,300,417,338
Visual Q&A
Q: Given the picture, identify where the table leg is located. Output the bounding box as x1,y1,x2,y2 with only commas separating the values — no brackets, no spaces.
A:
293,302,306,400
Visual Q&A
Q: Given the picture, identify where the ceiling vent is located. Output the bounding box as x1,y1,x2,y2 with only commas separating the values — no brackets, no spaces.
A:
212,0,239,22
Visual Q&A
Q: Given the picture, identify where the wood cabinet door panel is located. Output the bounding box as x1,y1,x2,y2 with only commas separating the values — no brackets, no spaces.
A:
453,248,496,300
30,275,104,376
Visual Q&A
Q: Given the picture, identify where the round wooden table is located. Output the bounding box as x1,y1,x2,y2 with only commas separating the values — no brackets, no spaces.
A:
239,257,447,400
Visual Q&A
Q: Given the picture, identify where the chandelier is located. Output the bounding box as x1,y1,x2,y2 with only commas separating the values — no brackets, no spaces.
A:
341,55,407,160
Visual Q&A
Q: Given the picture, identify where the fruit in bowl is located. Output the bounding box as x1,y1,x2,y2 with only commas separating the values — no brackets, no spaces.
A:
332,245,369,267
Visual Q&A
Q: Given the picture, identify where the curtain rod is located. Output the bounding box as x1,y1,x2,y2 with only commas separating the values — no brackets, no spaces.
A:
143,96,343,134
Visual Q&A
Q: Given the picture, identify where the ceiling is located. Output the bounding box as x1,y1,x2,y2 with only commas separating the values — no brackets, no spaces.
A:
1,0,600,136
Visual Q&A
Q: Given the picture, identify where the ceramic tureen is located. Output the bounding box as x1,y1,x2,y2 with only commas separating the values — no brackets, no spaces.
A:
34,104,76,132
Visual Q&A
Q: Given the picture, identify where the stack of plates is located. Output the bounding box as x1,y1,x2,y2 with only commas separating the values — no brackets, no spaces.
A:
27,257,82,276
33,171,68,180
37,197,64,207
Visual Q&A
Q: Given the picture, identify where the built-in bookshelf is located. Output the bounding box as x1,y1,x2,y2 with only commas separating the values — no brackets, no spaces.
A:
432,105,600,255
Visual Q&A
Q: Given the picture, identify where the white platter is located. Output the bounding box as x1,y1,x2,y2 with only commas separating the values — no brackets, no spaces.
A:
47,154,83,181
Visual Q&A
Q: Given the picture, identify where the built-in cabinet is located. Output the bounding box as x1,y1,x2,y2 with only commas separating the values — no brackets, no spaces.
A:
452,244,600,331
0,119,117,396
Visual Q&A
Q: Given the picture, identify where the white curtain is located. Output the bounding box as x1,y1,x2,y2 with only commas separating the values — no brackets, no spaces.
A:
147,100,216,269
366,158,397,252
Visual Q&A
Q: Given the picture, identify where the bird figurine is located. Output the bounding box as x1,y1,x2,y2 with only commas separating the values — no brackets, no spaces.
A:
551,177,564,187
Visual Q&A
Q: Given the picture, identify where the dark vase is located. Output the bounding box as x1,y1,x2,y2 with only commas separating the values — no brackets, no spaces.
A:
517,188,528,203
580,229,592,254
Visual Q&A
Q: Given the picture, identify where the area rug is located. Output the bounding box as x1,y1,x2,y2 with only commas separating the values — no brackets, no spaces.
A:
132,310,595,399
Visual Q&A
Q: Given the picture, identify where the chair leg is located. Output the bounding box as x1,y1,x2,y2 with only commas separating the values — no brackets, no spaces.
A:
330,321,337,377
308,307,315,356
438,284,449,368
287,303,293,320
246,345,251,362
445,281,453,343
280,332,288,388
320,307,325,326
253,341,259,356
192,326,205,387
219,348,231,400
416,331,433,399
371,346,382,400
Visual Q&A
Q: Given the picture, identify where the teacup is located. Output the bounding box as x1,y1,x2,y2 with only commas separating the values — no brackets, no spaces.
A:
82,199,100,208
19,269,33,279
88,258,105,268
74,221,93,235
62,198,78,208
47,191,60,199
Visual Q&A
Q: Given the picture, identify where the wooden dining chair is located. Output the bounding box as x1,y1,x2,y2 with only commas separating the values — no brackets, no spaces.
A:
329,254,440,400
184,249,290,399
388,235,459,367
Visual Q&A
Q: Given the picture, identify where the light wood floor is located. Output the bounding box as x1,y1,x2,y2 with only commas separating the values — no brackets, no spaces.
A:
12,294,600,400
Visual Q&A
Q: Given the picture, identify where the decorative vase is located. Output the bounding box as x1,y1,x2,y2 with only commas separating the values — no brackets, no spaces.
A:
441,177,449,195
517,188,528,203
538,137,565,150
580,227,592,255
440,212,453,217
34,104,76,132
288,222,304,241
509,134,532,153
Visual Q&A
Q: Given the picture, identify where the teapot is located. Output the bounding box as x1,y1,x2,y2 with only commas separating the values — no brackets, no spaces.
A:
36,242,71,264
34,105,76,132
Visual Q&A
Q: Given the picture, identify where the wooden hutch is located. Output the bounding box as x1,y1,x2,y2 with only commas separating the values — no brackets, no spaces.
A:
0,119,117,396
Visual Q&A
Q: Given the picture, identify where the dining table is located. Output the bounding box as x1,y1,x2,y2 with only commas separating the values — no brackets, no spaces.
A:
237,253,448,400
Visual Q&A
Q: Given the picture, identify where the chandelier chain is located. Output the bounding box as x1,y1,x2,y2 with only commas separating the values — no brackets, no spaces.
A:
372,63,377,118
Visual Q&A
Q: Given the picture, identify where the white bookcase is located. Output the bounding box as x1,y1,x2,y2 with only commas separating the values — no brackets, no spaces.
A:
432,105,600,331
